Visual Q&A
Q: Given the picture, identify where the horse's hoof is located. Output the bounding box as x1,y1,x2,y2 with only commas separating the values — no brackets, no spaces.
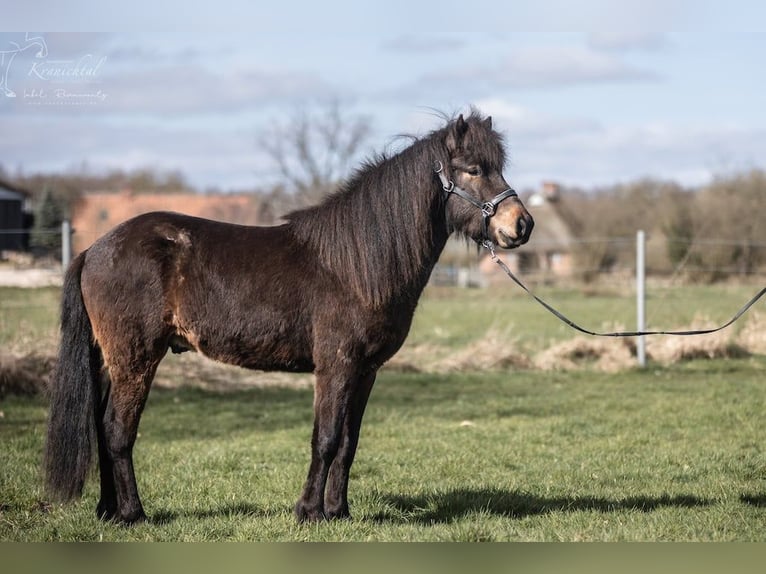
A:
294,501,326,523
324,506,352,521
96,501,117,522
115,508,147,526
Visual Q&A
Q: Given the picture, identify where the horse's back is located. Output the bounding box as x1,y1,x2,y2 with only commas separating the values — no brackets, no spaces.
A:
81,211,290,304
85,210,294,275
80,211,317,372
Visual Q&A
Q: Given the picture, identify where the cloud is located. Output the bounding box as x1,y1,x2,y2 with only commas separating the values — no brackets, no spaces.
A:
3,99,766,194
0,114,272,190
0,59,335,117
547,123,766,188
588,32,670,52
381,34,465,53
0,32,111,58
3,30,763,195
102,64,333,115
475,98,602,142
499,44,661,87
0,32,339,118
411,43,661,97
471,97,766,189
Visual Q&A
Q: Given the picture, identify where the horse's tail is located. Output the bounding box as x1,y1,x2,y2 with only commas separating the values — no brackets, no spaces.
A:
44,251,101,501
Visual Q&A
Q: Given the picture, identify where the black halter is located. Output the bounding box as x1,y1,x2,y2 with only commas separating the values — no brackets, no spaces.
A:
433,160,518,247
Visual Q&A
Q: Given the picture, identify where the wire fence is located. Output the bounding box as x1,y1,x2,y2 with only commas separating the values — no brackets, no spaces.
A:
435,236,766,286
4,223,766,286
3,223,766,369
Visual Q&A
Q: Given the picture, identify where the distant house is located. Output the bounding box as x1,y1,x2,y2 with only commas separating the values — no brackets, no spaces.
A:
0,179,32,253
71,191,275,254
480,182,574,282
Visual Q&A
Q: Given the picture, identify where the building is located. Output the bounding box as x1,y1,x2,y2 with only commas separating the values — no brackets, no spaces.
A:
0,179,32,253
70,191,275,254
480,182,574,283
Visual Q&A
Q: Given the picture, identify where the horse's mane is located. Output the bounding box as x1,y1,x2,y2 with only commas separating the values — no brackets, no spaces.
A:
285,111,504,307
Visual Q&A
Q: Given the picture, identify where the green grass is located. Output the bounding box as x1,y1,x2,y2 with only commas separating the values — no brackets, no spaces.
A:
2,359,765,541
1,281,762,354
412,282,764,352
0,286,60,347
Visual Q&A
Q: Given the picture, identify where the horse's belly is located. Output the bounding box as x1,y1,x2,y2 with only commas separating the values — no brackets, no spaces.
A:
165,257,318,370
190,329,314,373
225,341,315,373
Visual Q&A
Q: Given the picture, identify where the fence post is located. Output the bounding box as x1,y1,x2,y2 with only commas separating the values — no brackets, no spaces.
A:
636,230,646,367
61,219,72,270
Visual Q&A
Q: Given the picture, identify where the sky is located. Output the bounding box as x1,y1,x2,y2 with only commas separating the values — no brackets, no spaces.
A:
2,1,766,193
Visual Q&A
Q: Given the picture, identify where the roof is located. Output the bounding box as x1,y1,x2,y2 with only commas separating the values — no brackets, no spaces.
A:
71,190,274,254
0,179,30,200
0,189,23,201
522,192,574,252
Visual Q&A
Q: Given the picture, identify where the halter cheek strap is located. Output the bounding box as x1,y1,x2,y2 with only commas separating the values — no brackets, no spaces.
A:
433,160,518,247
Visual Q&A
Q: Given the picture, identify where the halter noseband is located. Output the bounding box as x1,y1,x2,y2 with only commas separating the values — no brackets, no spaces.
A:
433,160,518,247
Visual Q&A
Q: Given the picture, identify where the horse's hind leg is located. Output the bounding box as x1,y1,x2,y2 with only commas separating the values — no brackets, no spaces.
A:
97,353,163,524
324,370,377,520
95,380,117,520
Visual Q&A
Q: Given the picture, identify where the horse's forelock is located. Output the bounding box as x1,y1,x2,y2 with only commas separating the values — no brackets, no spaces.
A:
459,113,506,171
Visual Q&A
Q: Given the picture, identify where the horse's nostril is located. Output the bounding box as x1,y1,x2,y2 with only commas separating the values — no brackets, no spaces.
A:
517,218,527,240
520,215,533,240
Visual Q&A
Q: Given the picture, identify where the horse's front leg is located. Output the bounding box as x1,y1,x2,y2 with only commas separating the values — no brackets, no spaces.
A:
294,367,354,522
324,370,377,520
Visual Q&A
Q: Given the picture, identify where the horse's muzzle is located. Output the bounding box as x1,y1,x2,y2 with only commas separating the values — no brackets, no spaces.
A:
492,205,534,249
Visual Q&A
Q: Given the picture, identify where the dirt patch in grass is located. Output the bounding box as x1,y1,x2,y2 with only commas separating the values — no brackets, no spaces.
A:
386,330,531,373
737,311,766,355
434,330,532,372
0,351,55,398
154,352,314,391
0,348,314,398
533,337,635,373
646,316,750,363
3,312,764,397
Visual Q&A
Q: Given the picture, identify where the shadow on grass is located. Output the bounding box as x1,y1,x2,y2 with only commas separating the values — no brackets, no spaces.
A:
740,493,766,507
143,386,315,440
143,491,761,527
376,487,711,523
150,501,283,525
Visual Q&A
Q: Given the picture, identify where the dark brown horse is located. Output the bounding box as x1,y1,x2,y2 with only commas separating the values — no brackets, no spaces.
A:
44,111,533,524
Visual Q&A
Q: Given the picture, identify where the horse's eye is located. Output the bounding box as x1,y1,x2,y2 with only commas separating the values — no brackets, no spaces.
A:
466,166,483,177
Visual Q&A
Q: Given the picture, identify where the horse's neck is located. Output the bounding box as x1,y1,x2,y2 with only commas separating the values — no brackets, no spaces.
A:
373,174,451,302
288,168,450,307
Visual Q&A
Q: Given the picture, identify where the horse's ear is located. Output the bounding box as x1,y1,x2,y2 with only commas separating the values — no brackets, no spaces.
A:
456,113,467,132
483,116,492,129
446,114,469,152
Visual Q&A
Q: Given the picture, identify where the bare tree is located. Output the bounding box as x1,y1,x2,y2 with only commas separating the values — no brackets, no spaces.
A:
260,99,372,208
689,169,766,281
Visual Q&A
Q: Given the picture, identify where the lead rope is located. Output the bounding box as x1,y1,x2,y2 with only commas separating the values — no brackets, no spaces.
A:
482,241,766,337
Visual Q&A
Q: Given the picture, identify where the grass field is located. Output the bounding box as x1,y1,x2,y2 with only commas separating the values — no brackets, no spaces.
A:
1,285,765,541
411,281,766,352
2,359,765,541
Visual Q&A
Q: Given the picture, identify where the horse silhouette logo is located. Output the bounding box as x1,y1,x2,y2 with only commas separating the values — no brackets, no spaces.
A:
0,33,49,98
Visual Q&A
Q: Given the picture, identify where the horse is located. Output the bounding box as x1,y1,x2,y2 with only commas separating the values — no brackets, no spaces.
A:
44,111,534,524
